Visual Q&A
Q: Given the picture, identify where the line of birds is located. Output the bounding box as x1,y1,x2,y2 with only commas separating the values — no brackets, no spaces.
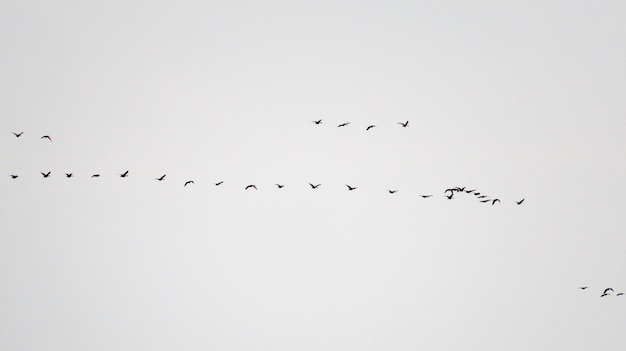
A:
311,120,409,130
579,286,624,297
5,173,525,204
10,132,52,141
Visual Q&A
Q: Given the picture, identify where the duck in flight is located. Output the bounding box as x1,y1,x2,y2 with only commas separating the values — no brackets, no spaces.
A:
617,293,624,296
420,195,433,198
41,135,52,142
309,183,321,189
312,119,322,125
120,170,129,178
398,121,409,127
492,199,501,205
41,171,51,178
366,125,376,131
12,132,23,137
275,184,284,188
156,174,166,181
388,190,397,194
184,180,194,187
337,122,350,127
579,286,588,290
65,173,73,178
245,184,257,190
215,181,224,186
446,193,454,200
516,198,525,205
603,288,614,294
91,174,100,178
10,175,18,179
346,184,357,191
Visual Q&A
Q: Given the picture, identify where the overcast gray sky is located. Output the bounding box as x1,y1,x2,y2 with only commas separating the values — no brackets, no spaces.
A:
1,0,626,350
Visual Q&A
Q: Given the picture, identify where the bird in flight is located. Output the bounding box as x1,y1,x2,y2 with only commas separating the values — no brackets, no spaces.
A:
65,173,73,178
420,195,433,198
245,184,257,190
156,174,166,181
309,183,321,189
617,293,624,296
516,199,525,205
275,184,284,188
366,125,376,131
184,180,194,187
41,135,52,142
446,193,454,200
601,292,610,297
477,195,487,198
388,190,397,194
346,184,357,191
215,181,224,186
312,119,322,125
10,175,18,179
579,286,588,290
603,288,614,294
491,199,501,205
91,174,100,178
398,121,409,127
41,171,51,178
337,122,350,127
120,170,129,178
480,199,491,203
465,189,476,194
12,132,23,137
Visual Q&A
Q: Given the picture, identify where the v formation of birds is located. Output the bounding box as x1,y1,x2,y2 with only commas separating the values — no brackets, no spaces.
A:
6,124,524,205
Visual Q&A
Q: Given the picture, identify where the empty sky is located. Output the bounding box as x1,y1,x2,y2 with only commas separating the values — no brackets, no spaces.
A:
1,0,625,350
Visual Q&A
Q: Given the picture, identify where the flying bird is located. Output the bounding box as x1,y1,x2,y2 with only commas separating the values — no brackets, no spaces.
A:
465,189,476,194
603,288,614,294
91,174,100,178
480,199,491,203
388,190,397,194
337,122,350,127
41,135,52,142
10,175,18,179
215,181,224,186
477,195,487,198
492,199,501,205
120,170,129,178
41,171,51,178
65,173,73,178
420,195,433,198
12,132,23,137
312,119,322,125
275,184,284,188
245,184,257,190
601,293,610,297
516,199,525,205
446,193,454,200
398,121,409,127
366,125,376,131
346,185,357,191
156,174,166,181
184,180,194,187
309,183,321,189
617,293,624,296
579,287,588,290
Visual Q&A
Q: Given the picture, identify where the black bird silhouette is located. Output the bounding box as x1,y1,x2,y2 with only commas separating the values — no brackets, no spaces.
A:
603,288,614,294
480,199,490,203
346,184,357,191
65,173,73,178
477,195,487,198
446,193,454,200
492,199,501,205
388,190,397,194
12,132,23,137
245,184,257,190
516,199,525,205
309,183,321,189
366,125,376,131
337,122,350,127
275,184,284,188
41,135,52,142
465,189,476,193
617,293,624,296
91,174,100,178
184,180,194,187
474,192,481,196
420,195,433,198
601,293,610,297
215,181,224,186
579,287,588,290
120,170,129,178
10,175,18,179
41,171,51,178
398,121,409,127
312,119,322,125
156,174,166,181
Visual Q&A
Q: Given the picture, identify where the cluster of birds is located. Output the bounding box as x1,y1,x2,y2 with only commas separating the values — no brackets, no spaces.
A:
579,286,624,297
443,186,524,205
311,119,409,130
10,132,51,141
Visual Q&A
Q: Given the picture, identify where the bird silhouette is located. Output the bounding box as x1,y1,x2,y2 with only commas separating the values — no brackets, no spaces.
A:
156,174,166,181
398,121,409,127
388,190,397,194
366,125,376,131
480,199,491,203
516,199,525,205
10,175,18,179
120,170,129,178
603,288,614,294
215,181,224,186
579,287,588,290
601,293,610,297
312,119,322,124
477,195,487,198
275,184,284,188
420,195,433,198
446,193,454,199
465,189,476,194
65,173,73,178
617,293,624,296
346,185,357,191
184,180,194,187
491,199,501,205
474,192,481,196
41,135,52,142
91,174,100,178
337,122,350,127
309,183,321,189
12,132,23,137
245,184,257,190
41,171,51,178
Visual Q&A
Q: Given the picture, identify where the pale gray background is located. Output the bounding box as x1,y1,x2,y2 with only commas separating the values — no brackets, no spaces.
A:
1,0,625,350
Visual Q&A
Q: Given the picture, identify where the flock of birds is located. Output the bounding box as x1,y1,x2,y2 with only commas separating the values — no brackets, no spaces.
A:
579,286,625,298
6,129,526,204
311,119,410,130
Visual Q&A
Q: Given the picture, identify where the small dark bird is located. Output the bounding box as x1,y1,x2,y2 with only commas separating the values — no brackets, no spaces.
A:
309,183,321,189
156,174,166,181
617,293,624,296
480,199,491,203
601,293,610,297
474,192,481,196
184,180,194,187
420,195,433,198
492,199,501,205
388,190,397,194
245,184,257,190
516,199,525,205
65,173,73,178
41,135,52,142
366,125,376,131
398,121,409,127
346,185,357,191
337,122,350,127
91,174,100,178
12,132,23,137
477,195,487,198
120,170,129,178
465,189,476,194
458,187,466,192
41,171,51,178
10,175,18,179
604,288,614,294
312,119,322,124
215,181,224,186
579,287,588,290
275,184,284,188
446,193,454,200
